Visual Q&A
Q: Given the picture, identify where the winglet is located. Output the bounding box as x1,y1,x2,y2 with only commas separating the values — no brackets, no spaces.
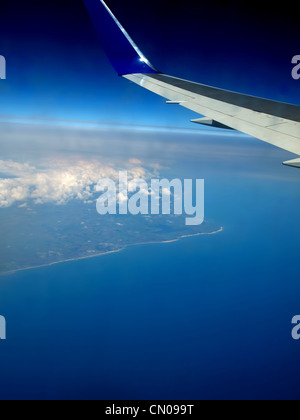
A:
83,0,160,76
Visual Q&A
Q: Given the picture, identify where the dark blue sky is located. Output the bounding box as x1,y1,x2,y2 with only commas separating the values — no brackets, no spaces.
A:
0,0,299,126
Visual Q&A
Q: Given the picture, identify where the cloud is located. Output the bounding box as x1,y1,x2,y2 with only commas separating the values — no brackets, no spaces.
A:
127,158,143,166
0,159,156,208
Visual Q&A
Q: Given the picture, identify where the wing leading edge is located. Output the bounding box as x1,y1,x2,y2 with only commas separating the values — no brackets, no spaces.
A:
83,0,300,168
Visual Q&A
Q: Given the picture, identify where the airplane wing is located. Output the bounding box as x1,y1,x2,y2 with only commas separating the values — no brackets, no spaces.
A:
83,0,300,168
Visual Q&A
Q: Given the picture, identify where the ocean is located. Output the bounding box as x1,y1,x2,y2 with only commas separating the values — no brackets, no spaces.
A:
0,174,300,400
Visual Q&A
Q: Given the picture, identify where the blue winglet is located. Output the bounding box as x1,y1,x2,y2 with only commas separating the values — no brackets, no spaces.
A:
83,0,160,76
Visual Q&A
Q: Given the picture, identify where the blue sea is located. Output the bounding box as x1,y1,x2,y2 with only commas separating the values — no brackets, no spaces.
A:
1,168,300,400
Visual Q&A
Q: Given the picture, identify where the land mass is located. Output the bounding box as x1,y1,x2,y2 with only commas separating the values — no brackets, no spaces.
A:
0,202,223,275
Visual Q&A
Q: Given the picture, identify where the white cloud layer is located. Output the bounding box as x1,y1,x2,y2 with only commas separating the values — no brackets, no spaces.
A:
0,159,151,208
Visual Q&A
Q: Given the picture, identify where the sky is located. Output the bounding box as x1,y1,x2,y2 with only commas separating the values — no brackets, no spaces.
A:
0,0,299,126
0,121,298,211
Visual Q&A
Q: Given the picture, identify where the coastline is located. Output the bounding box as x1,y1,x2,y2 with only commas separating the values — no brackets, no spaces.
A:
0,227,223,277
